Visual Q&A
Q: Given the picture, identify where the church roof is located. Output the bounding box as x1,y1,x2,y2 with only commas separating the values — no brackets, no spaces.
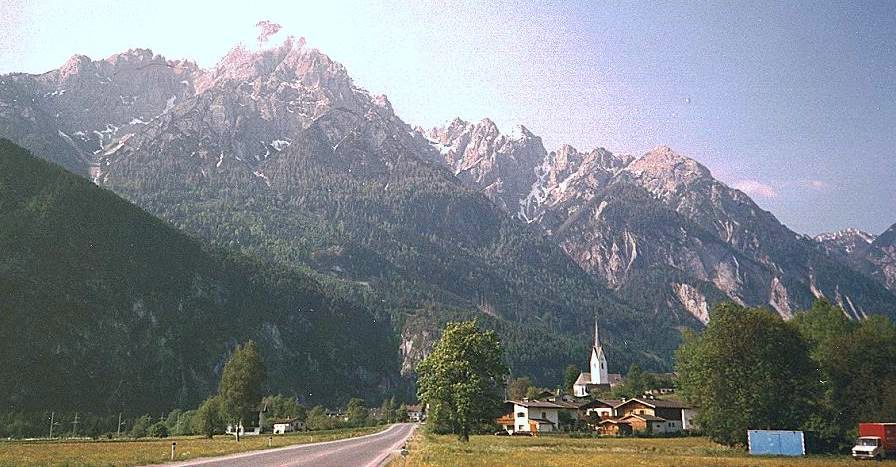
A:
574,372,592,386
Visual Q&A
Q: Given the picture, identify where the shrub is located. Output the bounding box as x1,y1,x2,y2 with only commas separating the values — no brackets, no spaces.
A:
148,421,169,438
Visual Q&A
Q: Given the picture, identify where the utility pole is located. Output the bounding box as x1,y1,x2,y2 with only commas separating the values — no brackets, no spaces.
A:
117,413,123,437
71,412,80,437
48,411,55,439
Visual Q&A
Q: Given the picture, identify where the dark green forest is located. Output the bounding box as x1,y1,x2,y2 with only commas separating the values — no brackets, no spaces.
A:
0,139,399,417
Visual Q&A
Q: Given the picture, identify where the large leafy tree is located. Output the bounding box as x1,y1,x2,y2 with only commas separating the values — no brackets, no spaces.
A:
346,398,370,427
563,365,579,395
676,303,817,446
218,341,266,440
795,300,896,450
417,320,508,441
611,363,654,399
192,396,224,438
506,377,533,400
260,394,304,431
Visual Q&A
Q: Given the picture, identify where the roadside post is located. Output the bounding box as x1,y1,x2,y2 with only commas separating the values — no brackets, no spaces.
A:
269,436,273,447
171,442,176,461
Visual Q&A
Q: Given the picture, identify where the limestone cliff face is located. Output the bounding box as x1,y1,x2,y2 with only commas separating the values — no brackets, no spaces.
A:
424,122,896,323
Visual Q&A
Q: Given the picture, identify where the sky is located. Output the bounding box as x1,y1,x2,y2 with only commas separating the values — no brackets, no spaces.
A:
1,0,894,235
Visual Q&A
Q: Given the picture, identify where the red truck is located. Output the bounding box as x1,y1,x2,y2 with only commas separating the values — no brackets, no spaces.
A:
852,423,896,460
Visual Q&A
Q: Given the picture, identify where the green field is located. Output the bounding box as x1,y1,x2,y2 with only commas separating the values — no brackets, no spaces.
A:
395,432,896,466
0,426,383,466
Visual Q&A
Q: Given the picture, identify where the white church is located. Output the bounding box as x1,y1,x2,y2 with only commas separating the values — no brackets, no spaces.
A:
573,321,620,397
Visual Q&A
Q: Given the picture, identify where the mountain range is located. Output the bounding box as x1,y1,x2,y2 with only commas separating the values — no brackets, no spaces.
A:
420,119,896,322
1,35,894,413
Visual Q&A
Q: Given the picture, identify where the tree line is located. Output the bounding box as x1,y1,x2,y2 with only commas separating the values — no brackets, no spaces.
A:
677,299,896,451
0,340,409,439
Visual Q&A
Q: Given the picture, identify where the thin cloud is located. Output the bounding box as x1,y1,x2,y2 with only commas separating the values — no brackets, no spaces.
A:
805,179,827,190
733,179,778,199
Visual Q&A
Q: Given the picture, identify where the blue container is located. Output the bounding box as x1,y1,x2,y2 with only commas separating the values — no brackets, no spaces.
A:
748,430,805,456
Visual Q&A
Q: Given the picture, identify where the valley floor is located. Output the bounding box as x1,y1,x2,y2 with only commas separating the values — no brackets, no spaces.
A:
0,426,382,466
395,432,894,466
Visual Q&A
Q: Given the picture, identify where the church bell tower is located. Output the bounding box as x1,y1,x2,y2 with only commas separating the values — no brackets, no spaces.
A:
589,320,609,384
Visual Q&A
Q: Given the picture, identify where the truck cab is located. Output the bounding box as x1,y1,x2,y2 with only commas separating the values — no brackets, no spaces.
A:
853,436,883,459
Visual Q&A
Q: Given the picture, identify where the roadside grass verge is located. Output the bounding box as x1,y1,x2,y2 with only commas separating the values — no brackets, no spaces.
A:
394,432,891,466
0,425,384,466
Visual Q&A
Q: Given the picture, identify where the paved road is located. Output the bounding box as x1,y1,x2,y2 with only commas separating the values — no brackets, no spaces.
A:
160,423,416,467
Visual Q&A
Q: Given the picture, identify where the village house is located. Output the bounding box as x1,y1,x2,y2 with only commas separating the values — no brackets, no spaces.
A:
497,400,567,434
612,397,698,432
272,418,304,434
619,413,678,434
597,418,633,435
405,404,425,422
580,398,623,420
225,409,266,436
573,321,623,396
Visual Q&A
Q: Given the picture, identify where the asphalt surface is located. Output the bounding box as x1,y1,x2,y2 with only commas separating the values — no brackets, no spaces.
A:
158,423,416,467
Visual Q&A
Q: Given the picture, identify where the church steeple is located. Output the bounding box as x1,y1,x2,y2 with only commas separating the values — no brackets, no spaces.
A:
590,318,609,385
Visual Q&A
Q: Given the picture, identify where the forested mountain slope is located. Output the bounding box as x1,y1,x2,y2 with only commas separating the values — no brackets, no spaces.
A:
0,139,399,414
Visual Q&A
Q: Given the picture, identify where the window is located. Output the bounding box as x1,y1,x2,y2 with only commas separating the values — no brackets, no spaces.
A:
542,412,547,419
518,425,524,430
517,412,525,417
601,362,604,369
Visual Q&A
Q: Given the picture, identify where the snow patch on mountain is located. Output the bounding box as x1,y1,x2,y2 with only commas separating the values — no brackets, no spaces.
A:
270,139,291,151
253,170,271,187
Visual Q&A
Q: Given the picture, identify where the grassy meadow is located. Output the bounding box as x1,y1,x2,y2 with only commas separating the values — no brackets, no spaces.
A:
0,426,383,466
394,432,896,466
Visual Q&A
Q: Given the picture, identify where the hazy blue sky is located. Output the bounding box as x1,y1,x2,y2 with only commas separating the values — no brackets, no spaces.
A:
2,0,894,235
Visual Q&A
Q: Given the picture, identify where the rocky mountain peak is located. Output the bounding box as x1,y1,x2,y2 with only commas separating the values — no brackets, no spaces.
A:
816,228,876,245
624,146,713,199
628,146,709,176
507,124,535,141
551,144,584,173
197,35,353,95
58,54,92,81
817,223,896,293
56,49,197,85
815,228,876,259
106,48,156,64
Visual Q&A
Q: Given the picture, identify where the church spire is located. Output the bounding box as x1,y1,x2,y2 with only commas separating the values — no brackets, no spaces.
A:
594,318,601,349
